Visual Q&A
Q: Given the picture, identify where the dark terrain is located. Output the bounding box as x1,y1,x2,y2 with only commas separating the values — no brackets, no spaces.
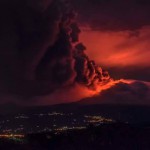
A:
1,103,150,149
1,123,150,150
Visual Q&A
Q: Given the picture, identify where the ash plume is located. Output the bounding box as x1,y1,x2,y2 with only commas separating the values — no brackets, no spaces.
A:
0,0,111,97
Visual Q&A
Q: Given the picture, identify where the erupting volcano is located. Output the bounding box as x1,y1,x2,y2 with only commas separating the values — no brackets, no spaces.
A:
0,0,150,105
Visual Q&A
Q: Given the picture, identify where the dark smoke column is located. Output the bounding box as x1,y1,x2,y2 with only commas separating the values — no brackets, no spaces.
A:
0,0,110,96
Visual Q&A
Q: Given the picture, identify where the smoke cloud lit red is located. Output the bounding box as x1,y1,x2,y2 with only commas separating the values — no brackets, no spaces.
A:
0,0,112,101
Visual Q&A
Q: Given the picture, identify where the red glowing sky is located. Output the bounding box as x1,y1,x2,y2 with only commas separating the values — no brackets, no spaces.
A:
80,26,150,68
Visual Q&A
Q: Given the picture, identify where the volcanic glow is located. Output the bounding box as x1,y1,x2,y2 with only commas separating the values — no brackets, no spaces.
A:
82,79,133,97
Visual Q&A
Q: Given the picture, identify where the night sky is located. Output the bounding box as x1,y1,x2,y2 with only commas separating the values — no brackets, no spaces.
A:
0,0,150,105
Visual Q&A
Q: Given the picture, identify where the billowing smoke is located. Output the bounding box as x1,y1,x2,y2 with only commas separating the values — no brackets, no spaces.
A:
0,0,111,98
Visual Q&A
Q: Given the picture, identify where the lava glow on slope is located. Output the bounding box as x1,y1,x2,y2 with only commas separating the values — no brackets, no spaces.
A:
83,79,133,97
34,79,133,105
